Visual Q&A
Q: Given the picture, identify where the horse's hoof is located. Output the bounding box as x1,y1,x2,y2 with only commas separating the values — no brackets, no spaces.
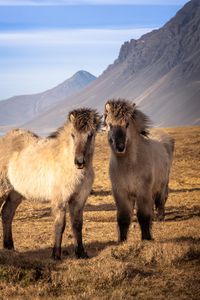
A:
142,237,154,241
4,241,14,250
119,238,127,243
52,247,61,260
52,254,61,260
142,234,153,241
62,249,69,256
76,251,89,259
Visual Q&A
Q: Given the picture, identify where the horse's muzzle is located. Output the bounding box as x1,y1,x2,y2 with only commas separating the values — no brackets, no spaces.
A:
115,143,126,154
74,157,86,169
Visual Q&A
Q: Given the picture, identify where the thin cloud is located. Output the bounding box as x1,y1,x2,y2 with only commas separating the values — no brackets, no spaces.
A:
0,28,156,46
0,0,188,5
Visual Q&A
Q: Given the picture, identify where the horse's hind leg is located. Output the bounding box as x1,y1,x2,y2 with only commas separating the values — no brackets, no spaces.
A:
2,191,22,249
155,186,168,221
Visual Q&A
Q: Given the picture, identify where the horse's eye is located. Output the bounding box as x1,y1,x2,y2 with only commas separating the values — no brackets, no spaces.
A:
71,133,75,139
126,123,129,128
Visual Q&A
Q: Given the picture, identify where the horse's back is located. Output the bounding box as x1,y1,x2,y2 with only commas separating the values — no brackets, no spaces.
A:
149,128,175,161
148,130,174,196
0,128,38,153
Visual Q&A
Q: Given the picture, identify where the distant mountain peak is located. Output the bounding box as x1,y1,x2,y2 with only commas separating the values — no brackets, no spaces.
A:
71,70,97,80
0,70,97,127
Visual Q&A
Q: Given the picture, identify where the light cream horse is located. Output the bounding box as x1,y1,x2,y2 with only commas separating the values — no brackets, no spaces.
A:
0,108,101,259
104,99,174,241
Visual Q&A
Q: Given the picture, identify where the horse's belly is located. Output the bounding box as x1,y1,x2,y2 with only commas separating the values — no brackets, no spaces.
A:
8,154,84,201
8,160,54,200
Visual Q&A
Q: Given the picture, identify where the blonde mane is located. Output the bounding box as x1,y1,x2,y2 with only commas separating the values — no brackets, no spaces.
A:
49,108,101,139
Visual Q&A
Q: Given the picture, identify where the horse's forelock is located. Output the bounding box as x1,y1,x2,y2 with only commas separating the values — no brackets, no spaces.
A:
106,99,151,136
70,108,101,132
106,99,133,124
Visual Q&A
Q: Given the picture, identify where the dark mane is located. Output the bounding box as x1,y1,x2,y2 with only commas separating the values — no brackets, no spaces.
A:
48,108,101,138
69,108,101,132
48,126,64,139
133,108,152,137
105,98,151,136
105,99,133,123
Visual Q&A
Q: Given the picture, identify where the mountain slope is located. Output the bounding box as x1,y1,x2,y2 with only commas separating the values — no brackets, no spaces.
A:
25,0,200,131
0,70,96,127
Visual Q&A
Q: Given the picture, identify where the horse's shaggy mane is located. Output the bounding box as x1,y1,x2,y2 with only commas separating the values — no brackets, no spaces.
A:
69,108,101,132
48,128,63,139
48,108,101,138
105,98,152,136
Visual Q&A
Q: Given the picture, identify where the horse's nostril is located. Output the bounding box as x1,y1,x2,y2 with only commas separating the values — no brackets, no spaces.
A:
75,157,85,168
116,143,125,152
109,138,113,144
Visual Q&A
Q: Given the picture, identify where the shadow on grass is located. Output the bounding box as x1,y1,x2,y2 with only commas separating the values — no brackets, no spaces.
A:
164,205,200,222
0,239,118,268
85,203,116,211
90,189,112,197
16,202,116,221
15,205,199,223
161,236,200,244
16,207,51,221
169,188,200,193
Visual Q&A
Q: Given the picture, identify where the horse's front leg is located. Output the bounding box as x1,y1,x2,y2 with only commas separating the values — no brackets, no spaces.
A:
52,202,67,260
136,191,153,240
113,189,133,242
68,198,88,259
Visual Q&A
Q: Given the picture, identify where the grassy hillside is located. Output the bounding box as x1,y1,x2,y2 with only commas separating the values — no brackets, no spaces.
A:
0,126,200,299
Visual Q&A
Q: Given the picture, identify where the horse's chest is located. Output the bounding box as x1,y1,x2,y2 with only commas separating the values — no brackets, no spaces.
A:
111,164,142,193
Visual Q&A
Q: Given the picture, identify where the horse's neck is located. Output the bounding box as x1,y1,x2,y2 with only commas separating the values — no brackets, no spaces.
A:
51,127,73,163
113,132,141,166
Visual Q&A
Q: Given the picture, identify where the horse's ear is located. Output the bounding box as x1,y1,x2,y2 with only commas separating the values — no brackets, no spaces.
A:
69,113,75,122
132,102,136,108
105,102,110,112
98,115,103,122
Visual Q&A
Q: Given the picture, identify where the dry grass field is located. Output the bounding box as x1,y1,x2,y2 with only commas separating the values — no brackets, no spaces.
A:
0,126,200,300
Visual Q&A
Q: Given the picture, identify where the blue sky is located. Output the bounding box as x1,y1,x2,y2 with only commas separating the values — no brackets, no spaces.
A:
0,0,188,99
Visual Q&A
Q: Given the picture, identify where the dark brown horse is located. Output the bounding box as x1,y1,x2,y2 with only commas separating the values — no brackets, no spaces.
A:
104,99,174,242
